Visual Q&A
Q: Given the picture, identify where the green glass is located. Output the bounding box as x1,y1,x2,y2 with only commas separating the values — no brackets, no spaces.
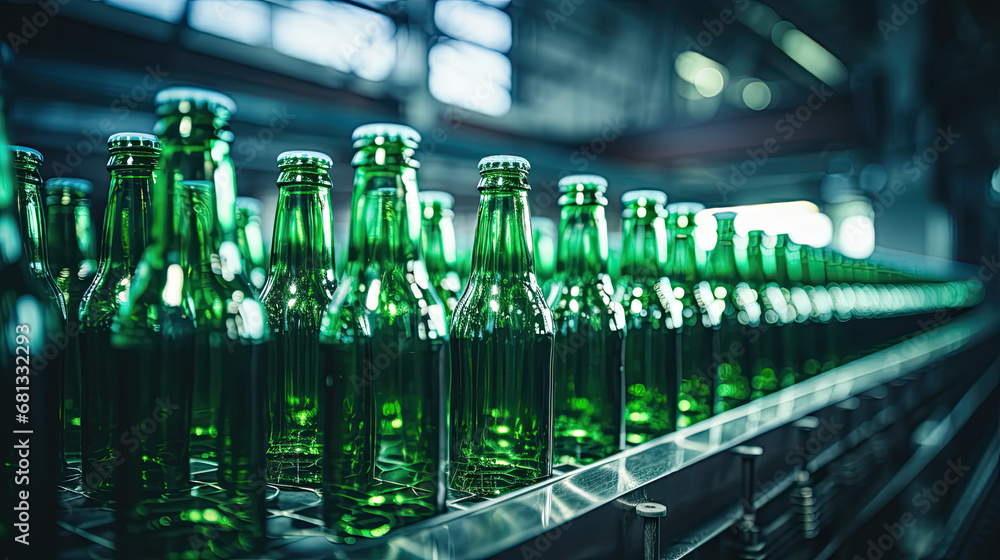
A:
616,190,678,444
666,202,715,428
419,190,462,319
805,246,838,371
154,87,269,461
236,196,267,295
759,232,800,391
785,240,832,379
548,175,625,465
261,151,337,487
110,130,198,557
10,147,68,479
734,229,770,400
450,155,554,496
177,180,269,465
45,177,96,460
698,213,753,413
321,124,448,535
3,144,63,557
78,133,156,497
533,216,557,295
178,181,269,556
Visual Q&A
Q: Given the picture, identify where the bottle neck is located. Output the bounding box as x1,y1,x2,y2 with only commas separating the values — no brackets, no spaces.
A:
705,219,739,284
13,167,51,278
45,192,95,271
149,149,185,255
177,186,218,281
156,118,239,243
805,247,828,284
348,164,421,269
422,213,458,279
99,165,154,277
620,212,667,281
666,222,698,284
469,187,536,280
555,202,608,278
762,234,788,282
236,210,265,268
269,184,336,281
735,232,765,284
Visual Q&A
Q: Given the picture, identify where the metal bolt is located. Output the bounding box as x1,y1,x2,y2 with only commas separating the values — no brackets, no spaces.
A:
636,502,666,560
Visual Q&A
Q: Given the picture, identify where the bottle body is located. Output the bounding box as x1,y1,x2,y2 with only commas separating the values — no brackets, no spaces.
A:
2,143,62,558
45,179,96,456
261,155,337,487
549,176,625,464
617,191,678,444
11,148,69,480
450,159,554,496
321,126,448,535
79,136,155,496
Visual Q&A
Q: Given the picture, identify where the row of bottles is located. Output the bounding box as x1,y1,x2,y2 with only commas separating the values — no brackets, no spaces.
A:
2,84,983,555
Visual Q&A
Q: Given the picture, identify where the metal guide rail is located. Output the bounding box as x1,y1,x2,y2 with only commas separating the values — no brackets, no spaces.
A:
56,310,998,559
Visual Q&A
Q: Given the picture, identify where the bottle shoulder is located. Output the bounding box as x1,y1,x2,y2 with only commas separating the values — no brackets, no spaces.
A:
79,267,132,330
111,256,196,340
450,275,554,338
549,276,625,333
260,274,336,331
320,265,449,343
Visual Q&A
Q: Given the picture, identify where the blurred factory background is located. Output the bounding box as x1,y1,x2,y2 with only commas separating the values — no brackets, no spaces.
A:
2,0,999,271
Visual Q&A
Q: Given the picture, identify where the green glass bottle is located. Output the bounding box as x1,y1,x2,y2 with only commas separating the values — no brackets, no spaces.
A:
3,143,63,557
548,175,625,465
154,87,269,460
10,147,68,478
736,228,779,400
177,179,269,465
321,124,448,535
261,151,337,487
450,155,554,496
616,190,678,444
419,190,462,319
78,133,156,497
760,232,799,391
177,181,269,556
698,212,752,413
44,177,96,461
236,196,268,295
666,202,715,428
110,136,198,557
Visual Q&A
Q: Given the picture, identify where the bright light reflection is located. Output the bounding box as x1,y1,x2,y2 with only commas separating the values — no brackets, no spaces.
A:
435,0,512,53
429,40,512,116
774,26,848,86
106,0,186,22
190,1,270,46
742,80,772,110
